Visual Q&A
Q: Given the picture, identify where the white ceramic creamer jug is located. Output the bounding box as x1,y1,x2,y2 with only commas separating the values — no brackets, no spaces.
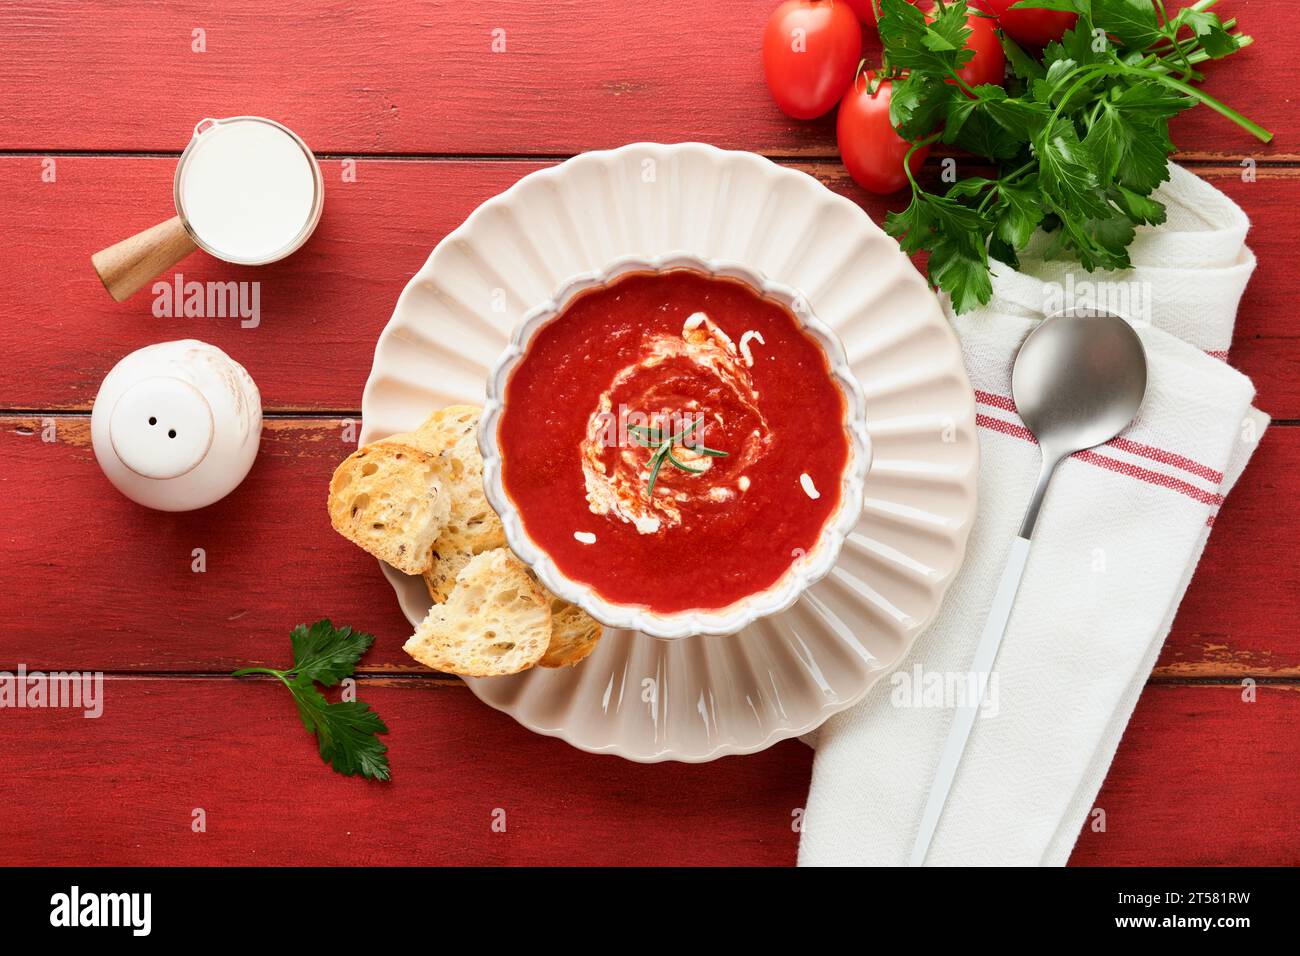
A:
90,116,324,302
91,340,263,511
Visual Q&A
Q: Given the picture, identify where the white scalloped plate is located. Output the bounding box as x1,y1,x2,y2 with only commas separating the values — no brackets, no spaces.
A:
360,143,978,762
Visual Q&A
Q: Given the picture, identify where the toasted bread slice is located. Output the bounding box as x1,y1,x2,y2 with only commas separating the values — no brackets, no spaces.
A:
423,548,474,605
395,405,508,597
327,441,449,575
388,404,481,464
540,599,603,668
424,406,501,546
423,517,509,604
394,405,497,522
404,548,551,677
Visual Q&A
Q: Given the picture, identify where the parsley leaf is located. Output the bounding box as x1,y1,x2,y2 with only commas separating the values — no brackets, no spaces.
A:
930,234,994,314
885,191,936,256
1007,0,1084,11
289,619,375,687
981,87,1052,140
1034,117,1111,219
1109,183,1166,225
233,619,391,780
1044,23,1107,74
289,676,391,781
994,179,1046,248
1092,0,1162,50
1059,207,1137,271
946,90,1033,159
1001,34,1045,84
1083,83,1189,193
1104,81,1195,120
874,0,1267,312
877,0,973,75
891,72,956,140
887,191,993,313
1175,9,1241,59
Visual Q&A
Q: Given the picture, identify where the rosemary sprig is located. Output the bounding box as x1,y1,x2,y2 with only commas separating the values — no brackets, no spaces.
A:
627,418,728,499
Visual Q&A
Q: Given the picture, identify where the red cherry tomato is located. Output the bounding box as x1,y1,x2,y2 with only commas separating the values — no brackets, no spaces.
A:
985,0,1077,47
844,0,876,22
929,12,1005,89
959,13,1005,87
836,72,931,194
763,0,864,120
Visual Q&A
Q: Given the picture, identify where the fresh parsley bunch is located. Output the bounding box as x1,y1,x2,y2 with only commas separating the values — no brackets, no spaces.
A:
233,620,390,780
878,0,1270,313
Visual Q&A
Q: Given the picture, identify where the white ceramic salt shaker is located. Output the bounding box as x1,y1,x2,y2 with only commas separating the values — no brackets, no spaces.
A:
91,340,263,511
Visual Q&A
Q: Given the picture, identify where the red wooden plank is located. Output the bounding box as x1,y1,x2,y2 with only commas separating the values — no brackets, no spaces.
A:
1071,684,1300,866
0,677,810,866
0,416,1295,676
0,677,1291,865
1158,420,1300,678
0,418,417,671
2,159,1297,415
0,1,1286,159
0,157,544,411
1192,168,1300,421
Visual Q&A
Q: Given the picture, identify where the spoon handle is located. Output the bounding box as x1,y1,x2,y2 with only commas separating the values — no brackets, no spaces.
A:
909,534,1032,867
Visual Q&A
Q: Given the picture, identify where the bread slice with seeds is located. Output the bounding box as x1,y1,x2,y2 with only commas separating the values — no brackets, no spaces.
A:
327,441,449,575
420,406,500,550
392,405,508,600
540,599,603,668
423,517,508,603
404,548,551,677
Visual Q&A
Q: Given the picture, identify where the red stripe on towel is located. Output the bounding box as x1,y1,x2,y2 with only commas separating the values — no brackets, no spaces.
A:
975,391,1224,484
1107,436,1225,484
975,414,1225,508
1073,450,1225,507
975,411,1036,444
974,389,1018,413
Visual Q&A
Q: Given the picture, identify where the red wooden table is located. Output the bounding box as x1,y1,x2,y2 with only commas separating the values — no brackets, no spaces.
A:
1,0,1296,867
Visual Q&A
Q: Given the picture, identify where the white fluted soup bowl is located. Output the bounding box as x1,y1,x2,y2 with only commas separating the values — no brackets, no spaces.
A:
478,251,872,640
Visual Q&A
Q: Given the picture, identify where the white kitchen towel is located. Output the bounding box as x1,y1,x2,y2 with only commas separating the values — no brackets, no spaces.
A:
799,163,1269,867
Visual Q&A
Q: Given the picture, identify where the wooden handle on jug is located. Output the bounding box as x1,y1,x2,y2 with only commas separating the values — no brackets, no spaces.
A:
91,216,198,302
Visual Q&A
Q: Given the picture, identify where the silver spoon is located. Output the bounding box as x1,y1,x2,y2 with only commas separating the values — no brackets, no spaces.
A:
909,308,1148,867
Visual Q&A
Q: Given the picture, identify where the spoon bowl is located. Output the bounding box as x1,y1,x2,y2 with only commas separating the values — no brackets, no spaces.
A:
1012,308,1148,537
1014,309,1148,459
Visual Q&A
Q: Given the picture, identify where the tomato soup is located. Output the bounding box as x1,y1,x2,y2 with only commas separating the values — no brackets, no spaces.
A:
497,269,851,614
